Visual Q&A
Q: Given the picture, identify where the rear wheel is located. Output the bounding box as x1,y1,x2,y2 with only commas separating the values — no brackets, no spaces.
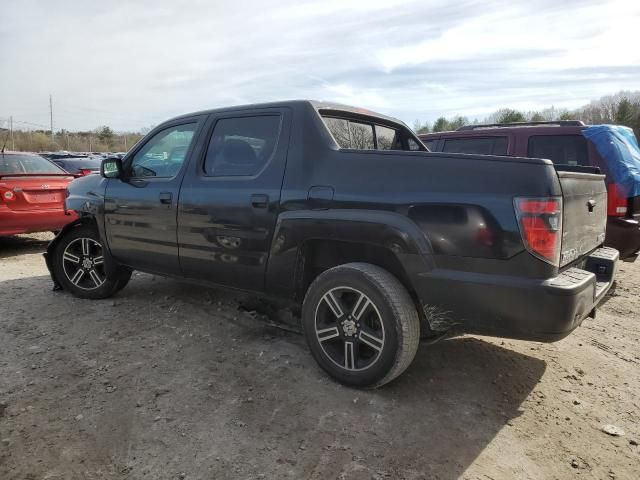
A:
52,225,131,299
302,263,420,388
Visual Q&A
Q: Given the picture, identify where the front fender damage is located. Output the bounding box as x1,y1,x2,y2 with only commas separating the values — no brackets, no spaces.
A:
43,219,86,291
45,174,108,291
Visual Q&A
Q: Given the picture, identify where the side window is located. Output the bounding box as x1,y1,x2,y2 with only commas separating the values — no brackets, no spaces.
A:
527,135,588,165
407,138,421,151
492,137,508,155
204,115,281,177
130,123,197,178
349,121,375,150
323,117,374,150
442,137,508,155
375,125,398,150
422,140,437,151
322,115,424,152
324,118,351,147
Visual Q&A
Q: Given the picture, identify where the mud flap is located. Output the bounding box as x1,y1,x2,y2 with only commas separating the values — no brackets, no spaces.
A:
42,251,63,291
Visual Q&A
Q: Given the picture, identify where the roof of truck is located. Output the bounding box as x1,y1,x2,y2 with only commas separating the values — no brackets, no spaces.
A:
166,100,408,128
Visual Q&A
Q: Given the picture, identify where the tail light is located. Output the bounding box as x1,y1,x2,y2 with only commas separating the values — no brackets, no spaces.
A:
79,168,93,176
607,183,628,217
514,197,562,266
1,189,16,202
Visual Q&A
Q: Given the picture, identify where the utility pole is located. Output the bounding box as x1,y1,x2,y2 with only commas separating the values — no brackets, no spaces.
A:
124,134,127,151
49,94,54,143
9,116,14,150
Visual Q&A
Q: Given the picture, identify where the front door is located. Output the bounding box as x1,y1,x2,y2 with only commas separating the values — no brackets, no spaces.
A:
178,108,291,291
104,119,203,275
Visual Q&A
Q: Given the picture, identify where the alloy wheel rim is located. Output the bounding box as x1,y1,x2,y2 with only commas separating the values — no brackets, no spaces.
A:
314,286,385,372
62,237,106,290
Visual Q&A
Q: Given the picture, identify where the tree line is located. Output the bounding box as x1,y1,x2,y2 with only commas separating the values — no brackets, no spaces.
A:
0,125,144,153
3,90,639,153
413,90,640,139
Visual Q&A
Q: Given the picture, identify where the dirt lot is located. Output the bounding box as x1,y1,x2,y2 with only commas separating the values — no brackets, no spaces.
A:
0,233,638,480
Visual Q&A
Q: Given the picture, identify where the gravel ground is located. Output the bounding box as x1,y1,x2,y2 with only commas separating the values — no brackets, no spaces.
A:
1,233,639,480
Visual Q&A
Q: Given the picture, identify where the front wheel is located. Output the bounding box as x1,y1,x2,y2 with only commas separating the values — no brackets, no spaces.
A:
52,225,131,299
302,263,420,388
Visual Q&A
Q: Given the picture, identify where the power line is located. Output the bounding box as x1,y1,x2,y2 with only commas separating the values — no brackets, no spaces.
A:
10,116,14,150
12,119,51,129
49,94,54,142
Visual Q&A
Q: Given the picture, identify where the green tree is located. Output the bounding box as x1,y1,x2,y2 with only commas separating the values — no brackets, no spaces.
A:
559,111,575,120
496,109,526,124
413,120,431,134
633,105,640,139
615,98,634,125
432,117,451,132
449,115,469,130
97,126,115,148
530,112,545,122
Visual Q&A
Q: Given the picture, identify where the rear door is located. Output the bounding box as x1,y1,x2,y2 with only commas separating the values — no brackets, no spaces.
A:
103,118,204,275
178,108,291,291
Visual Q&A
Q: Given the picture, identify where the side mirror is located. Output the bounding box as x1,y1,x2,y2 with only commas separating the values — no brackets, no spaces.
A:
101,157,123,178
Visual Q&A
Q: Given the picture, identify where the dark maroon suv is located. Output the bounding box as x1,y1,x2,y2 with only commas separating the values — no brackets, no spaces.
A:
420,121,640,259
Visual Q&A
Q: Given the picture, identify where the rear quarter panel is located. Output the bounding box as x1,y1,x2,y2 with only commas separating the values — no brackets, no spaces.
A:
277,147,563,288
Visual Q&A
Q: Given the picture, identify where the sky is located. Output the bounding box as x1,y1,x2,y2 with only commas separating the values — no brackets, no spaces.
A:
1,0,639,132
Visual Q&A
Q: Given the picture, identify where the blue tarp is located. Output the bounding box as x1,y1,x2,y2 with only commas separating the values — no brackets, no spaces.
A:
582,125,640,197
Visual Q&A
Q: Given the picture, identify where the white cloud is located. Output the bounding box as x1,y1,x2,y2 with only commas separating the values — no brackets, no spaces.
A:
0,0,638,131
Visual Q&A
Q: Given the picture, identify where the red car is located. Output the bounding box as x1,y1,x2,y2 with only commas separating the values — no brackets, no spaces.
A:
0,152,78,237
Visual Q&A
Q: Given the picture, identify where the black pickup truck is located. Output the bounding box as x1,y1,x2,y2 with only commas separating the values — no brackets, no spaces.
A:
44,101,618,387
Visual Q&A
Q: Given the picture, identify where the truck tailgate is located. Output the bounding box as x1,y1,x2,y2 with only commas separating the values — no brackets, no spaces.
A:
557,171,607,267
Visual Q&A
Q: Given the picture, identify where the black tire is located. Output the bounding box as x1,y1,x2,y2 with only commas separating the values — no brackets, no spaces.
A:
52,225,131,299
302,263,420,388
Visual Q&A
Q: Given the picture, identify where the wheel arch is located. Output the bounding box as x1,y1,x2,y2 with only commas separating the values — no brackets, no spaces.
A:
297,239,414,301
43,215,101,290
265,210,434,303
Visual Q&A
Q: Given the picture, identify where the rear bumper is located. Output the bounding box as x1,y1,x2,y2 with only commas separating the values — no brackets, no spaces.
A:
605,216,640,259
413,247,619,342
0,205,77,236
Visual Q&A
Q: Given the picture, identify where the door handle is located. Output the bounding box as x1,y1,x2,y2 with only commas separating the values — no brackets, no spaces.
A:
159,192,173,205
251,194,269,209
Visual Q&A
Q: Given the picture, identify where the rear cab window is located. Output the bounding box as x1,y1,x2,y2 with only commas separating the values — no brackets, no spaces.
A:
321,113,425,152
527,135,588,166
442,136,508,155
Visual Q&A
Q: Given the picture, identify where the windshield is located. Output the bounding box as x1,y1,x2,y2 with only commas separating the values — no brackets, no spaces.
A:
0,154,66,174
